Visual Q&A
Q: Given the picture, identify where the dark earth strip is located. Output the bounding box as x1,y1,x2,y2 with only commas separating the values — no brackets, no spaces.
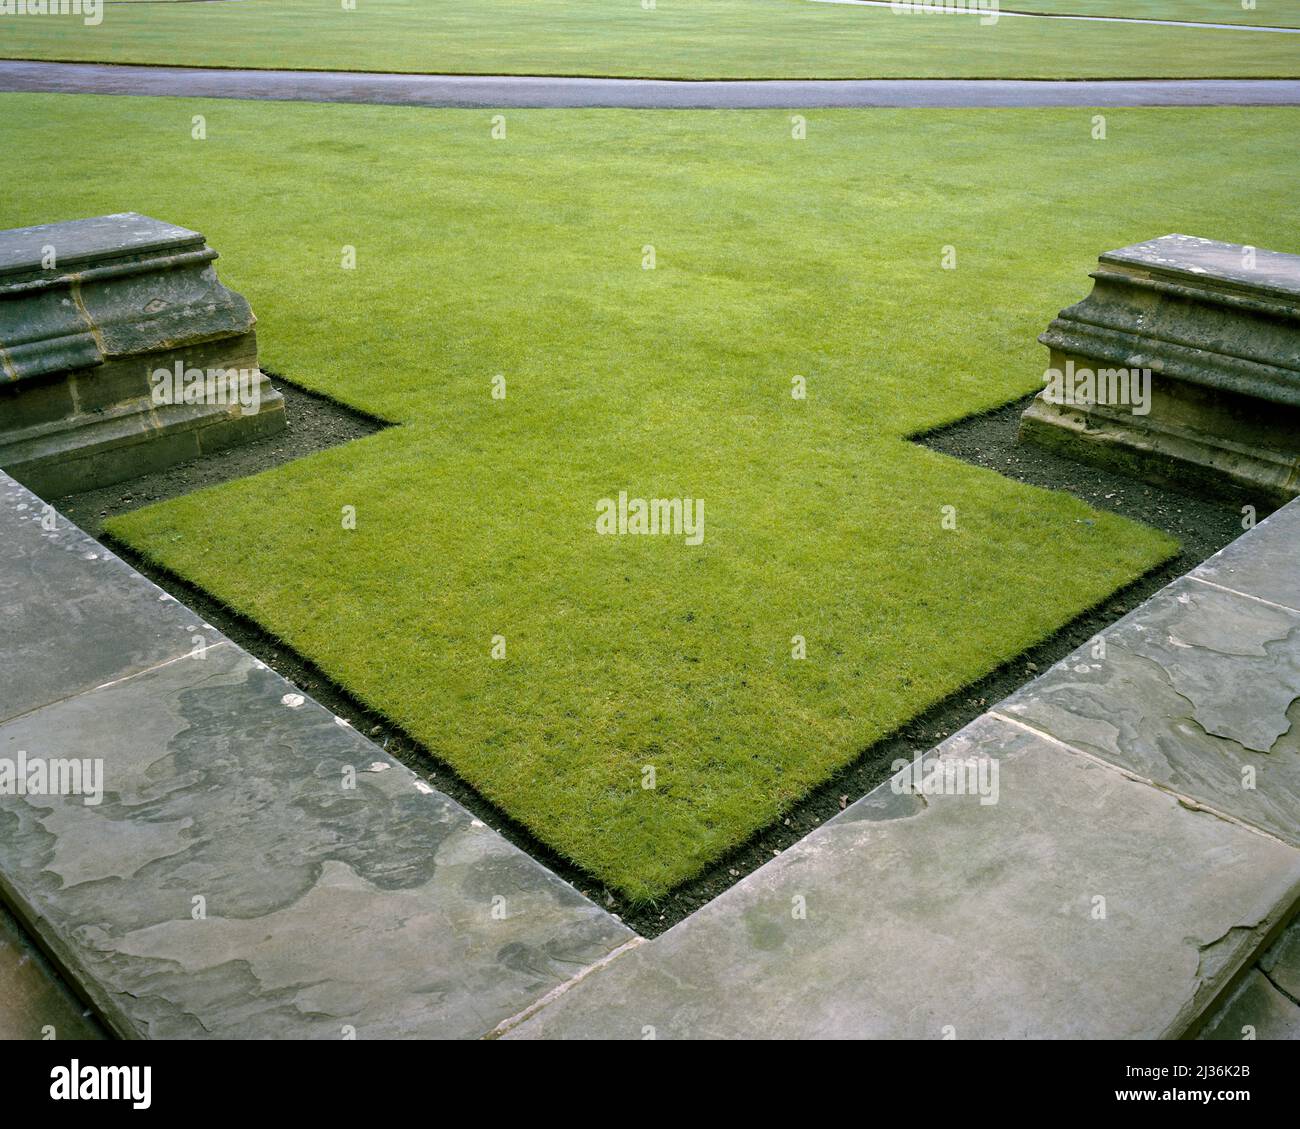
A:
2,61,1300,107
56,378,388,522
55,380,1262,936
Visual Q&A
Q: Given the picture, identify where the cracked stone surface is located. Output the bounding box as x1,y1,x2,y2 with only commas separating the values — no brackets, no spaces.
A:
0,474,219,725
0,642,631,1038
0,902,103,1041
1198,915,1300,1042
1191,501,1300,614
999,575,1300,847
1258,916,1300,1000
506,715,1300,1039
1197,969,1300,1041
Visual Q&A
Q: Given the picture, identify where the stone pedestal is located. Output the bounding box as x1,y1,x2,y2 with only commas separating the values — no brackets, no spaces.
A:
1020,234,1300,506
0,212,285,497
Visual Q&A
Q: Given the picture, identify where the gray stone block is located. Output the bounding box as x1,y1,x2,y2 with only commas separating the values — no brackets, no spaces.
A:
1020,234,1300,504
0,473,220,725
1191,497,1300,613
506,715,1300,1040
1000,576,1300,846
0,641,632,1039
0,213,284,497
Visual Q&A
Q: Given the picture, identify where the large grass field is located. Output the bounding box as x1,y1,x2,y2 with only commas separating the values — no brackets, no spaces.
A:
95,0,1300,17
1,0,1297,77
4,95,1297,898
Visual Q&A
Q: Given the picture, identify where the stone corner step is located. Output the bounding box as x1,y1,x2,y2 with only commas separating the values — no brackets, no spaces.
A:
0,470,632,1039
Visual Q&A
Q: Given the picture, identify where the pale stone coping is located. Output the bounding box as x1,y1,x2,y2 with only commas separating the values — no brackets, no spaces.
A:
0,212,202,282
0,470,631,1039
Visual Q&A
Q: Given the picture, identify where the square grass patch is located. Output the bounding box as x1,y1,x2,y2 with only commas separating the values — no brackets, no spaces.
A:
6,96,1297,899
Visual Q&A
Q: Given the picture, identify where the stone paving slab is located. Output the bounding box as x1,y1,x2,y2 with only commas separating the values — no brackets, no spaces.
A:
0,641,633,1039
999,576,1300,847
505,714,1300,1040
0,470,632,1038
0,902,104,1041
1191,503,1300,614
0,475,219,725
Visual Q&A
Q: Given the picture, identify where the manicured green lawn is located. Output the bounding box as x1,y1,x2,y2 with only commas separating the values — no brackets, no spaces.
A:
2,0,1297,77
5,95,1297,898
96,0,1300,15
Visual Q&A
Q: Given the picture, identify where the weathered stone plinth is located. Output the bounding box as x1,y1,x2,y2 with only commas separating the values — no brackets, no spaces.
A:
1020,234,1300,505
0,213,284,497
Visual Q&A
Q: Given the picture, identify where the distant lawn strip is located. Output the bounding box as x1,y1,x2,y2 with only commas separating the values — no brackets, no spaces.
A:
97,0,1300,19
1003,0,1300,29
8,96,1296,898
2,0,1297,78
